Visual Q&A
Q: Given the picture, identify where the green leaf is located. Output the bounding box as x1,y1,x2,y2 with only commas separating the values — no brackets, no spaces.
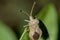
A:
37,3,58,40
19,27,30,40
0,21,17,40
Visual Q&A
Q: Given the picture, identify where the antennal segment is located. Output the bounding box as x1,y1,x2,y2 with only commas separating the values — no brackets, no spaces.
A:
20,10,29,17
30,1,36,16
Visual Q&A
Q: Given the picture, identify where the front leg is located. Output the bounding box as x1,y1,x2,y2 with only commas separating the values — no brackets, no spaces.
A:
23,25,29,27
25,19,30,22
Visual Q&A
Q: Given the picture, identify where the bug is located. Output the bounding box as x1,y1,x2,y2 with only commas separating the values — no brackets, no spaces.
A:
20,1,42,40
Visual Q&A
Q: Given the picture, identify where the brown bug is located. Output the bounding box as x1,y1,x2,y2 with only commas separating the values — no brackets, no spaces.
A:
20,1,42,40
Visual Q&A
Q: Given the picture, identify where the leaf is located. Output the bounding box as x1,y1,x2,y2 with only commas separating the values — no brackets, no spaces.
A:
0,21,17,40
37,3,58,40
19,27,30,40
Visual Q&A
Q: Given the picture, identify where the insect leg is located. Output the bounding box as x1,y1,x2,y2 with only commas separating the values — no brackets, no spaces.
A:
25,19,30,22
23,25,29,27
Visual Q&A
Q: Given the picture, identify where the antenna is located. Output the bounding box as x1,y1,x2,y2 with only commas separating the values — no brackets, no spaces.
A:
20,10,29,17
30,1,36,16
19,1,36,17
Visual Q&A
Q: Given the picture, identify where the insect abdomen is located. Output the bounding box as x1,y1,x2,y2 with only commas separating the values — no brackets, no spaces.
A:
33,32,40,40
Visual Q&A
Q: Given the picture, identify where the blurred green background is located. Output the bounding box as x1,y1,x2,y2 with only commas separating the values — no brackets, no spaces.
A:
0,0,60,40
